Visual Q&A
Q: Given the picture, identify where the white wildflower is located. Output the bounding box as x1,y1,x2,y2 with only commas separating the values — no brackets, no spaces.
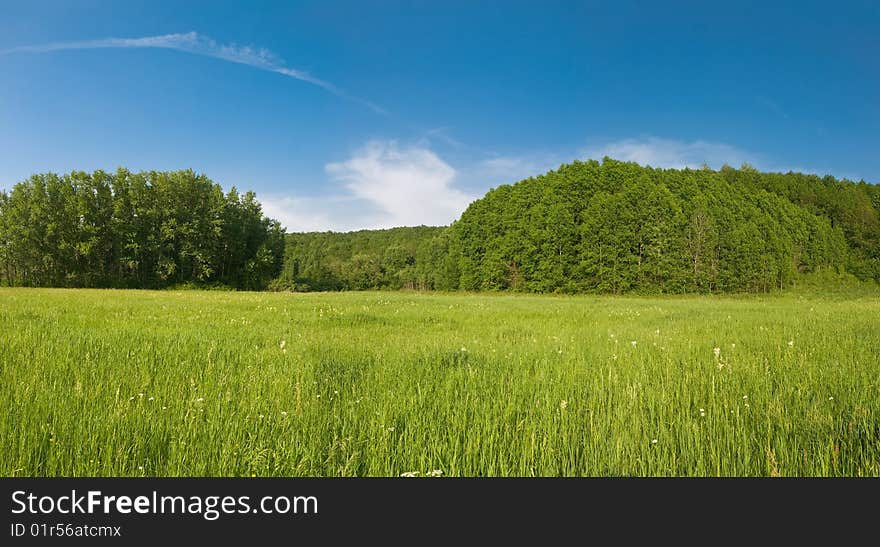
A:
651,439,658,444
788,340,794,347
400,471,420,477
631,341,637,347
713,347,721,358
559,400,568,410
280,340,286,350
426,469,444,477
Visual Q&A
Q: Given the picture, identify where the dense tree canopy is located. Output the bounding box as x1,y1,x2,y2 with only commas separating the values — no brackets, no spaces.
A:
0,169,284,289
449,159,877,293
276,159,878,294
272,226,454,291
2,160,877,294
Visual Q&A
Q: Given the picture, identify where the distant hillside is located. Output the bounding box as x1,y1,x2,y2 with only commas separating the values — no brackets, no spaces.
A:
275,159,879,294
273,226,455,291
450,159,878,293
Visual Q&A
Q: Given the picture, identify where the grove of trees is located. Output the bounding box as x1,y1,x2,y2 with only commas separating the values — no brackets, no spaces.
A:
278,159,879,294
272,226,457,291
2,160,877,294
0,169,284,289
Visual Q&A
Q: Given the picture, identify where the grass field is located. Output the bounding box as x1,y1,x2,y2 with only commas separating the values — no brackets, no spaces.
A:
1,288,878,477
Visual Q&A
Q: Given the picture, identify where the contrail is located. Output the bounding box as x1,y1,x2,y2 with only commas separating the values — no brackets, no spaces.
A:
0,31,386,114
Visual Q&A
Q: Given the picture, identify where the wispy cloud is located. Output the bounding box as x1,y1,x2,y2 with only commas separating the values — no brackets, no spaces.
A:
581,137,756,170
0,31,385,113
756,95,790,119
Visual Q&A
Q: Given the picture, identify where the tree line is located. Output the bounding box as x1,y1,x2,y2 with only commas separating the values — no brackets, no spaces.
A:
277,159,879,294
271,226,454,291
2,160,878,293
0,169,284,289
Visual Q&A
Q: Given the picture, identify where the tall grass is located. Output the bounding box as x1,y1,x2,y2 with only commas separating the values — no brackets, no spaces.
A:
1,288,877,476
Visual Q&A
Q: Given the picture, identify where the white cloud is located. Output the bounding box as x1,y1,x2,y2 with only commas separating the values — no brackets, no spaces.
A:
0,32,385,113
264,141,475,232
327,141,474,228
582,137,756,170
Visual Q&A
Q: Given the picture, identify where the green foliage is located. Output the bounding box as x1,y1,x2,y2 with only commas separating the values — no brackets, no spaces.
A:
2,160,877,294
0,169,284,289
448,159,879,293
274,226,447,291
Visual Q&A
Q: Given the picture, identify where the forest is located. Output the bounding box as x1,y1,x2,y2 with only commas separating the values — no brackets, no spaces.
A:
2,159,878,293
275,159,879,293
0,169,284,289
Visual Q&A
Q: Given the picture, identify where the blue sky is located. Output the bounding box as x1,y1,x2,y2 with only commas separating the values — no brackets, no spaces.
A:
1,1,878,230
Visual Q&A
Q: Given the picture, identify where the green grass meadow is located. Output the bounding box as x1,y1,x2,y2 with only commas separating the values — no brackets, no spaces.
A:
1,288,878,476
